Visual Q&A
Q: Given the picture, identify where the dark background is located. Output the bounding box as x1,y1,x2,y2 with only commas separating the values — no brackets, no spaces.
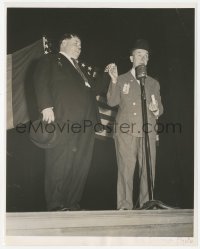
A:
6,8,194,211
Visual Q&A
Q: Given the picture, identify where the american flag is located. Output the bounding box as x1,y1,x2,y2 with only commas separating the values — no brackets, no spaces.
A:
7,36,118,138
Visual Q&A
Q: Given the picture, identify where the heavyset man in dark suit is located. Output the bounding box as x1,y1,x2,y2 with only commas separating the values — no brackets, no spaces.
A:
34,33,105,211
106,39,164,210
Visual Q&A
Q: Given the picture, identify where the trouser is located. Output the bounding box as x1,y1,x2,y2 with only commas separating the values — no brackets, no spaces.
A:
44,128,95,211
114,133,156,209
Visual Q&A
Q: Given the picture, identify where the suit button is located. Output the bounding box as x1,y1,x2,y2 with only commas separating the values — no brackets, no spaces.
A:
134,112,137,116
133,102,136,106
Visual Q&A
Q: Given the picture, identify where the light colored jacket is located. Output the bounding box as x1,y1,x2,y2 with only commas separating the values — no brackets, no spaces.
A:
107,71,163,138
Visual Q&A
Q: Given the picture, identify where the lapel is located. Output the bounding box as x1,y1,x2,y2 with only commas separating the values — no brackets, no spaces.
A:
127,71,154,104
126,70,153,93
126,71,141,96
57,53,84,81
127,70,140,85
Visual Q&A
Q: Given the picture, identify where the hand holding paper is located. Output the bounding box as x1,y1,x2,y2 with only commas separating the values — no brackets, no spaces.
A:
105,63,118,84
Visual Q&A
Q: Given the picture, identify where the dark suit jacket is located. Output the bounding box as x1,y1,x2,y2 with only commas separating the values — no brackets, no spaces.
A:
34,53,106,124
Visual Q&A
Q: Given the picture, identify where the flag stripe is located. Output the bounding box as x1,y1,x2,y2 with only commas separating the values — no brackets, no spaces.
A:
99,113,115,122
7,54,14,129
12,39,44,127
7,39,44,129
98,107,117,119
96,95,118,137
95,129,113,138
97,101,117,113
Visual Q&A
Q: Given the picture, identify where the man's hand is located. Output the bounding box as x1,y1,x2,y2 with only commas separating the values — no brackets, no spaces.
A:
105,63,118,84
149,95,159,116
41,107,55,123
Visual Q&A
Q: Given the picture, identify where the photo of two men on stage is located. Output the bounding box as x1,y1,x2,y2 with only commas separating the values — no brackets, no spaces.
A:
6,8,194,214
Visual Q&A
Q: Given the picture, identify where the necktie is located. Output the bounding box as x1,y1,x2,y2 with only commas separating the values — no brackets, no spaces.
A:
71,58,88,83
71,58,102,129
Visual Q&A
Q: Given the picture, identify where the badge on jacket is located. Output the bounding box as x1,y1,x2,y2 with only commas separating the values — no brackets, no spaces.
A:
122,83,130,94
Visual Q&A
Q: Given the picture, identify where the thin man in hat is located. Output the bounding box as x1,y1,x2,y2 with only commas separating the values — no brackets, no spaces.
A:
106,39,164,210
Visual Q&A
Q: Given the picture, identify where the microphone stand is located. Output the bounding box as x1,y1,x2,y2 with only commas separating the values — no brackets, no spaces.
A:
136,65,176,210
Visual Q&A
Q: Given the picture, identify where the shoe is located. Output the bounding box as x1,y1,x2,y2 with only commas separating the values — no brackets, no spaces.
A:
60,207,71,211
118,208,129,210
49,203,81,212
69,204,81,211
50,206,70,211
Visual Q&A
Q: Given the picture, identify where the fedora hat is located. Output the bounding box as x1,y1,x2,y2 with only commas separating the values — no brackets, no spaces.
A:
29,119,64,149
131,39,150,53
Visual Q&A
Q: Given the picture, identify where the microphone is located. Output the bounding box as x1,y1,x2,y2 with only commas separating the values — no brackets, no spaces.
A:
135,64,147,86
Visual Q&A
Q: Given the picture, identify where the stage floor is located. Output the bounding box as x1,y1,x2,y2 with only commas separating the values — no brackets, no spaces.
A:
6,209,193,238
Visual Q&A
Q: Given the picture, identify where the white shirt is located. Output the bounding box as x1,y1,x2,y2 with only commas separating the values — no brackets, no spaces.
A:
131,67,140,85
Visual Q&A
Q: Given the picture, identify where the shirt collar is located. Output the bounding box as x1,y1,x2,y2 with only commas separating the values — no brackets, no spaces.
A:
131,67,140,85
131,67,136,78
